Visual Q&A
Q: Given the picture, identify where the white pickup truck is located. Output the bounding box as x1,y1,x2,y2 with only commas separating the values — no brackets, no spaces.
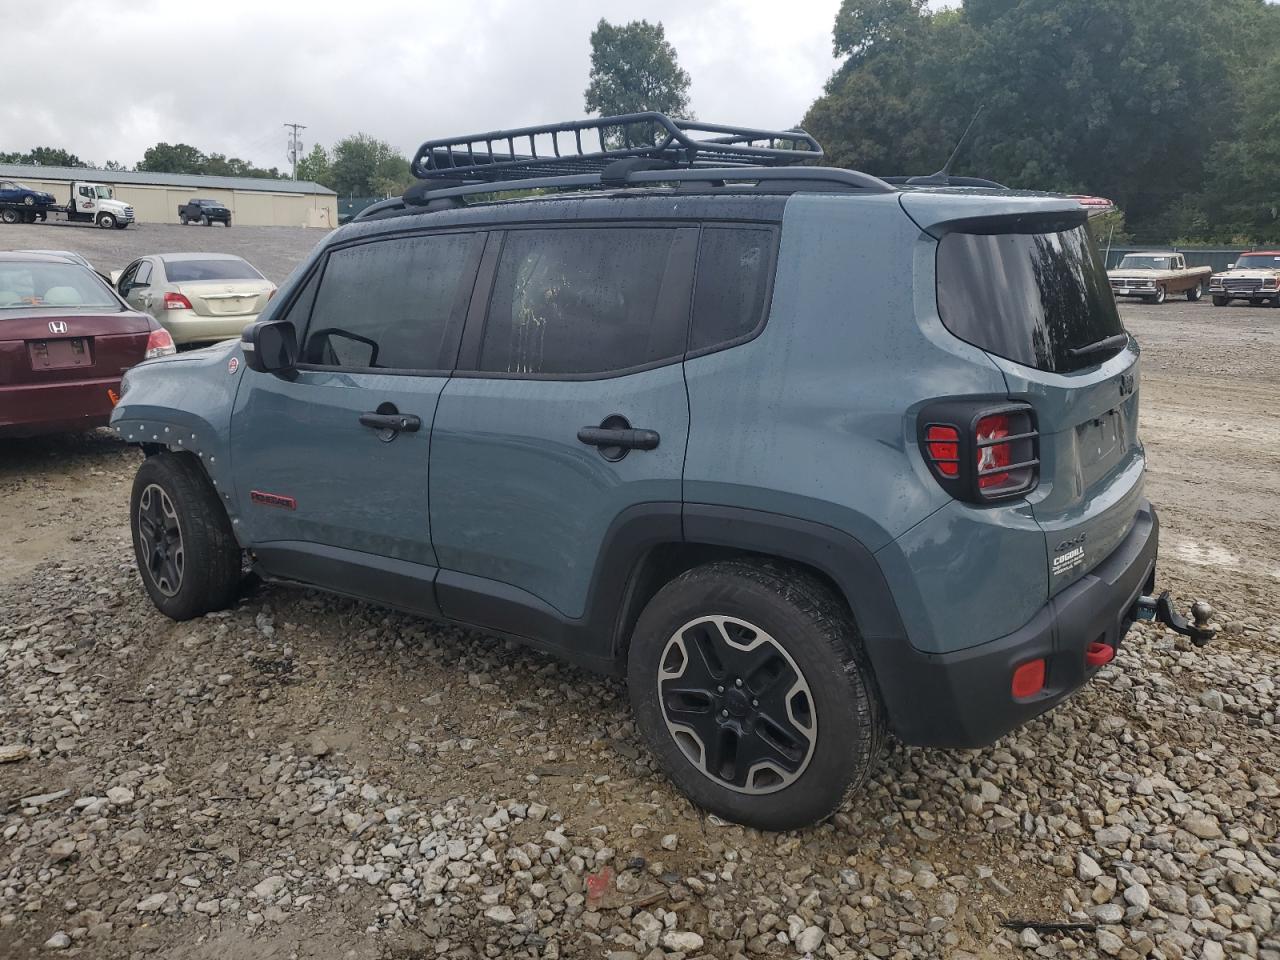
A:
1207,251,1280,307
1107,252,1211,305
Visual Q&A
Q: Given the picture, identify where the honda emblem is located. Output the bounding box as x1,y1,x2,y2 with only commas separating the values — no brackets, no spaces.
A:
48,320,68,335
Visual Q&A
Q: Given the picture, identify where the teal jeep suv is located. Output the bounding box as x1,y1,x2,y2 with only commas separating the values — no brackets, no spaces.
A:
111,115,1210,829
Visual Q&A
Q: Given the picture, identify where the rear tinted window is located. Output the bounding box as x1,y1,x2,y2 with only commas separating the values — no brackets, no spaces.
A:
689,226,775,352
302,232,482,370
480,227,678,376
0,261,119,310
937,225,1125,373
164,259,262,282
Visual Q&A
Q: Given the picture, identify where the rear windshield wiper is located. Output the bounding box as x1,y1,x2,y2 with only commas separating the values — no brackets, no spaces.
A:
1068,333,1129,360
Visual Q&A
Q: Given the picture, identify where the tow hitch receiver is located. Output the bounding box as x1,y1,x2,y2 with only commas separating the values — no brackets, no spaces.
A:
1133,591,1216,646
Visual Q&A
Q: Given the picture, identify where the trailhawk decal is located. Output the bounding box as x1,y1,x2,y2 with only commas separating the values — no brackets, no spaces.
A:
250,490,296,510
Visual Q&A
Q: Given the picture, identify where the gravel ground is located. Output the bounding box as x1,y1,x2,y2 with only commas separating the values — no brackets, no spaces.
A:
0,297,1277,960
0,222,324,284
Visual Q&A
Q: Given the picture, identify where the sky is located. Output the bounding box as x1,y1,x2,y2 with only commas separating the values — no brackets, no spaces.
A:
0,0,963,175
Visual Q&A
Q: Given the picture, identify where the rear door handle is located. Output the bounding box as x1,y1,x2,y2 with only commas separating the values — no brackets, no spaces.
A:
359,412,421,432
577,426,660,451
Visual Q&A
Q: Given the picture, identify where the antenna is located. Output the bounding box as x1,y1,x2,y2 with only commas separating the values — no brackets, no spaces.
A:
932,104,985,180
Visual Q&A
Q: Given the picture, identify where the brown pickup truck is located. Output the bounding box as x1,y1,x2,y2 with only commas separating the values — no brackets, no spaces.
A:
1107,252,1212,305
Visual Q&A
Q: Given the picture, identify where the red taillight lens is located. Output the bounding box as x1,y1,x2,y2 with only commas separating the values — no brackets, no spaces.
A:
1011,658,1046,699
976,413,1013,489
144,327,176,359
163,292,193,311
924,425,960,477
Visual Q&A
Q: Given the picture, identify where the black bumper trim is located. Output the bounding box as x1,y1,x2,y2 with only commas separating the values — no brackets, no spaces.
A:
869,501,1158,748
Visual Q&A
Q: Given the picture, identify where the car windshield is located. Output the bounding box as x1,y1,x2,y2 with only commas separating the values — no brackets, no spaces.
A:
94,186,113,199
937,223,1126,373
1233,254,1280,270
0,261,120,310
1117,256,1172,270
163,258,263,282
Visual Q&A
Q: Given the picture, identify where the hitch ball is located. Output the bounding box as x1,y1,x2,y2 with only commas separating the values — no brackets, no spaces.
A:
1191,601,1214,628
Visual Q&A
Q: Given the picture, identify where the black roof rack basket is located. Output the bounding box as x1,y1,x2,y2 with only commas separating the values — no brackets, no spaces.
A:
411,113,822,182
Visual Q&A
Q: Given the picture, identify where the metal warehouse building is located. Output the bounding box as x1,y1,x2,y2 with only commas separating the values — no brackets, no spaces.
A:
0,164,337,228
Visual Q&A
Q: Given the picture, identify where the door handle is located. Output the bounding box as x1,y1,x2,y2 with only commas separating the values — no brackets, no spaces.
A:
577,426,659,451
359,412,421,433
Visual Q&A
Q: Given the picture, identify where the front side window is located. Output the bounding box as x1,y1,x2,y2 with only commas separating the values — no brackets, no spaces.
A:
302,232,482,370
94,186,113,199
937,224,1126,373
480,227,678,376
689,226,775,353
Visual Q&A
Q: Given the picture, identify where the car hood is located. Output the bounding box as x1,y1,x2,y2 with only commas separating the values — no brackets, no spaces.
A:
1214,269,1280,280
1107,269,1171,279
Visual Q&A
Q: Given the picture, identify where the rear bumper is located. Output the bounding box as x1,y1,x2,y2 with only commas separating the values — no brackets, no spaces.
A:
872,501,1158,748
160,311,258,345
0,376,120,437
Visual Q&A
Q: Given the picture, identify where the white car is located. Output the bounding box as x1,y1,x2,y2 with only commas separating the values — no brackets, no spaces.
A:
115,253,276,347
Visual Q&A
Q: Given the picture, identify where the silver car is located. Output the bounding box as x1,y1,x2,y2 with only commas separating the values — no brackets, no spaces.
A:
116,253,276,347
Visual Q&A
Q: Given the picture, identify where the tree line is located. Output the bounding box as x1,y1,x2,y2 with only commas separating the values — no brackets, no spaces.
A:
6,2,1276,240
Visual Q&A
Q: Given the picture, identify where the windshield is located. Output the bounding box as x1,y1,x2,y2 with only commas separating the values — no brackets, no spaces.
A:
1117,255,1173,270
937,223,1126,373
163,258,263,282
94,186,113,199
0,261,120,310
1233,254,1280,270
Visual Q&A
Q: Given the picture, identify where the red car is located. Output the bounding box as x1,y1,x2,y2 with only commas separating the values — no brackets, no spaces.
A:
0,252,175,438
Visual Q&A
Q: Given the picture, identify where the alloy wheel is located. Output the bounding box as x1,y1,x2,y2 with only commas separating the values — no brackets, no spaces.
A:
657,616,817,795
137,483,184,597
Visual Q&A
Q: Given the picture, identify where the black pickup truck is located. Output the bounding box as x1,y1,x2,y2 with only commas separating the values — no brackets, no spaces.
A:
178,198,232,227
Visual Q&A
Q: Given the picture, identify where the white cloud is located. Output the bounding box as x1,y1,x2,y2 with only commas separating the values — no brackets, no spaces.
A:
1,0,858,171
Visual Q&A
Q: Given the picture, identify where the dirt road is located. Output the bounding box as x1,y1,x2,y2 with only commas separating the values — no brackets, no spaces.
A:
1,297,1277,960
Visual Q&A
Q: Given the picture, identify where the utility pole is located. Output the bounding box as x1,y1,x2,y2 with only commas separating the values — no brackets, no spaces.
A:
284,122,307,180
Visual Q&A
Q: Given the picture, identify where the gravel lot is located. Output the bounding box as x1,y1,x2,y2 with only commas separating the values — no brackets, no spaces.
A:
1,274,1277,959
0,221,324,284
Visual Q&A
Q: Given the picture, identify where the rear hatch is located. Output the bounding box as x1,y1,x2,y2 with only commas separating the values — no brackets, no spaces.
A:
0,307,152,387
904,193,1144,595
163,257,272,318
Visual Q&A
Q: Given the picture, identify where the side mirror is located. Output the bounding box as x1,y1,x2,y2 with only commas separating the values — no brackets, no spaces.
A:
242,319,298,375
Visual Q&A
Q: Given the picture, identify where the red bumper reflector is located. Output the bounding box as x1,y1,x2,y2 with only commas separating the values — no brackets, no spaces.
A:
1011,658,1046,698
1085,642,1115,667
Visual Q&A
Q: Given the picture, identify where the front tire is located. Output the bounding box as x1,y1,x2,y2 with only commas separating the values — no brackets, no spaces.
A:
1187,285,1203,302
97,213,116,229
1152,285,1167,305
22,195,34,206
130,454,242,621
0,209,18,224
1212,295,1229,307
628,560,884,830
202,215,211,226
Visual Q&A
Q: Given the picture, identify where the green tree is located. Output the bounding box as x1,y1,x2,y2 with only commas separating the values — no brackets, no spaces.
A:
137,142,206,174
584,18,691,123
0,146,87,167
295,144,333,188
329,134,411,197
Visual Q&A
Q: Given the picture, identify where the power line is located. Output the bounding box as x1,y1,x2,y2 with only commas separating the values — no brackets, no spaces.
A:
283,122,307,180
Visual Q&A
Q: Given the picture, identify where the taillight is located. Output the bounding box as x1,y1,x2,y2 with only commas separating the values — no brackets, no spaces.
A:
920,401,1039,503
924,425,960,477
164,292,193,310
144,327,176,359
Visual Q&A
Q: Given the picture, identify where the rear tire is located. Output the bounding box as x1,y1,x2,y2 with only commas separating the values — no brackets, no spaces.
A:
1186,285,1203,302
0,209,18,224
1212,295,1229,307
180,215,188,225
130,454,242,621
627,560,884,830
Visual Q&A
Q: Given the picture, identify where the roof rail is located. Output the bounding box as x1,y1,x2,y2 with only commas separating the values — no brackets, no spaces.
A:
411,113,822,181
882,174,1008,189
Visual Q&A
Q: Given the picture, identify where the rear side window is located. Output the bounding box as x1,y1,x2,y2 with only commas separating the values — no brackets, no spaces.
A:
0,261,119,310
936,225,1125,373
689,226,775,353
480,227,678,376
303,232,482,370
164,259,263,282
